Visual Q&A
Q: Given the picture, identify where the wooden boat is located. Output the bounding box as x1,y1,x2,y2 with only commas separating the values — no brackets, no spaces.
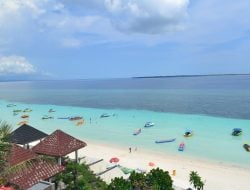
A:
7,104,16,107
48,109,56,113
69,116,83,121
100,113,110,118
232,128,242,136
42,115,54,120
144,122,155,128
133,128,142,136
23,108,32,112
178,143,185,151
21,114,29,119
243,144,250,152
76,120,84,126
13,109,22,113
184,130,193,137
57,117,70,119
155,138,176,144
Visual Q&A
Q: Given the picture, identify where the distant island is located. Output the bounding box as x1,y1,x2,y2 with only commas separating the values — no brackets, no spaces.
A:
132,73,250,79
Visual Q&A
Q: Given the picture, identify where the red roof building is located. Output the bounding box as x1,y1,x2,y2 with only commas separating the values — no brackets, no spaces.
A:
6,144,64,189
32,130,87,157
8,144,36,166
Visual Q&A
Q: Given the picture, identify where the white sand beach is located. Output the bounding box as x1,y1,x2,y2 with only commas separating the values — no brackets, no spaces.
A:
69,141,250,190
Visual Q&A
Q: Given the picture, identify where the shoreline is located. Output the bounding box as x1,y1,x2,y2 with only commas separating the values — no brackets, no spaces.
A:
69,140,250,190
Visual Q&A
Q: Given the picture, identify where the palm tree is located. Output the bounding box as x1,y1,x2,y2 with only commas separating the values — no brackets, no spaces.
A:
189,171,204,190
0,120,12,185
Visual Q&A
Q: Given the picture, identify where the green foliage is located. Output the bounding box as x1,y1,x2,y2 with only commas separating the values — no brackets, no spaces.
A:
55,161,107,190
0,121,12,185
129,171,147,190
189,171,205,190
107,167,173,190
107,177,132,190
146,168,174,190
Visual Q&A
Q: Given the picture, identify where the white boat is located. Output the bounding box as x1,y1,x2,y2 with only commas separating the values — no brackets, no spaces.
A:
144,122,155,128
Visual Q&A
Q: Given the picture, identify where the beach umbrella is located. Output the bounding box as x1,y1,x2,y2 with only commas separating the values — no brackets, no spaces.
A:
109,157,119,163
148,162,155,167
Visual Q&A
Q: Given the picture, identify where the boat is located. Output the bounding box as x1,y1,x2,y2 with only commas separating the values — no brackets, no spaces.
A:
13,109,22,113
42,115,54,120
76,120,84,126
243,144,250,152
57,117,70,119
7,104,16,107
232,128,242,136
178,143,185,151
48,109,56,113
69,116,83,121
100,113,110,118
155,138,176,144
144,122,155,128
133,128,142,136
23,108,32,112
184,130,193,137
21,114,29,119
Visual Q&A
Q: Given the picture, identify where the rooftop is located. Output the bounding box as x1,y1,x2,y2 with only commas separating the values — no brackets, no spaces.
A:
10,124,48,145
32,129,87,157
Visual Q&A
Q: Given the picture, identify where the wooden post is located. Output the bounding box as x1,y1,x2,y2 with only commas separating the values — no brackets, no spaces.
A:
75,150,78,163
58,157,62,165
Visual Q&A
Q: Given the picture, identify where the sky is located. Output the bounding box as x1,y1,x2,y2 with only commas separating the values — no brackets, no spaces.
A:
0,0,250,80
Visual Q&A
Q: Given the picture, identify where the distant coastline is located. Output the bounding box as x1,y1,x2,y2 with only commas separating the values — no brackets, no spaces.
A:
132,73,250,79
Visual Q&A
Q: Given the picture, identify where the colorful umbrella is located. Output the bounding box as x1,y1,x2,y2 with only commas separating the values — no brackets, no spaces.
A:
110,157,119,163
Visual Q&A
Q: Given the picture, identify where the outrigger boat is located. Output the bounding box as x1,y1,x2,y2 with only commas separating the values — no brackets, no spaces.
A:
21,114,29,119
100,113,110,118
155,138,176,144
7,104,16,107
48,109,56,113
23,108,32,112
133,128,142,136
184,130,193,137
243,144,250,152
42,115,54,120
69,116,83,121
178,142,185,151
232,128,242,136
144,122,155,128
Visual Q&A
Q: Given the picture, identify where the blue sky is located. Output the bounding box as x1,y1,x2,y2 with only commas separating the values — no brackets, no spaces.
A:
0,0,250,79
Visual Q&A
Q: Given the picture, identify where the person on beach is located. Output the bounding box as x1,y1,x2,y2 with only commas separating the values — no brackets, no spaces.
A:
129,147,132,153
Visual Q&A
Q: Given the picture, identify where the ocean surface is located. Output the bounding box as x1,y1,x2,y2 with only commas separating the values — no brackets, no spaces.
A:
0,75,250,167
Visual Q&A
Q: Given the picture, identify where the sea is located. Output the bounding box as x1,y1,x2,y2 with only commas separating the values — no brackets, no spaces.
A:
0,75,250,167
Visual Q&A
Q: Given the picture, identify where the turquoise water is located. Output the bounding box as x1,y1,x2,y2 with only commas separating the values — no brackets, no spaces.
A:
1,99,250,167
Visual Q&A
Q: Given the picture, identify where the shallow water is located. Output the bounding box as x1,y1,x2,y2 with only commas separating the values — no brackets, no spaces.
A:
1,99,250,167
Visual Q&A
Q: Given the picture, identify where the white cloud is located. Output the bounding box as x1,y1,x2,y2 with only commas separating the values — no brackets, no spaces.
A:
104,0,189,34
0,56,36,75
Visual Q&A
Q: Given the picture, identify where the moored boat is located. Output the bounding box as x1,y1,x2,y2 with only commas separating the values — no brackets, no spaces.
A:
144,122,155,128
178,142,185,151
184,130,193,137
23,108,32,112
7,104,16,107
42,115,54,120
69,116,83,121
21,114,29,119
48,108,56,113
100,113,110,118
133,128,142,136
243,144,250,152
155,138,176,144
232,128,242,136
